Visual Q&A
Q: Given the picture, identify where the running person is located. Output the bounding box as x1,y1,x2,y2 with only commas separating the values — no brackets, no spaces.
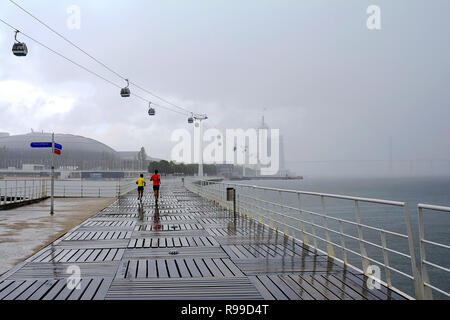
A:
150,170,161,205
136,174,146,201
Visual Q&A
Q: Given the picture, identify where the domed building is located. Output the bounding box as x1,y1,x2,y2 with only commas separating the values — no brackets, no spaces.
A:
0,132,157,171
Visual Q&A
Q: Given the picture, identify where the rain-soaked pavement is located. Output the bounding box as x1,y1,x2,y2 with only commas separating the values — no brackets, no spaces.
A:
0,197,115,275
0,179,406,300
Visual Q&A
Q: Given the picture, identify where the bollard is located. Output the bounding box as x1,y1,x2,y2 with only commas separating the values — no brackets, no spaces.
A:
226,188,236,220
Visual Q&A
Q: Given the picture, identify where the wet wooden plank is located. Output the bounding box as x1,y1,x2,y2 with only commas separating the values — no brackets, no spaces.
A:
42,280,67,300
105,248,118,261
193,258,213,277
0,280,25,299
67,249,86,263
322,273,370,300
137,260,147,278
212,259,234,277
28,279,58,300
80,278,103,300
297,274,340,300
156,259,168,278
278,275,314,300
203,258,223,277
2,280,34,300
166,259,180,278
257,275,288,300
147,260,157,278
127,260,137,278
93,278,113,300
267,275,301,300
176,259,191,278
184,258,202,277
344,273,405,300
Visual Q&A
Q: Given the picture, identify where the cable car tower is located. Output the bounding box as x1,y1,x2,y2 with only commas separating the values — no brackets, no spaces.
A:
188,113,208,177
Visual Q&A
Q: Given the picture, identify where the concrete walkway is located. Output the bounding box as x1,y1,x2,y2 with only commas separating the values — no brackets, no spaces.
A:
0,179,406,300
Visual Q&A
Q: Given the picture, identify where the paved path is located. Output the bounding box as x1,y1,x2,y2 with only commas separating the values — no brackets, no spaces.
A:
0,179,406,300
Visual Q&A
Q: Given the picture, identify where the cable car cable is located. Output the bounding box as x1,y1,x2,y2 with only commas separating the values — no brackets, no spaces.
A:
0,17,188,116
8,0,195,116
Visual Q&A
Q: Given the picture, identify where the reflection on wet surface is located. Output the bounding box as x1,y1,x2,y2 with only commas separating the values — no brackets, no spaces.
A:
0,198,115,275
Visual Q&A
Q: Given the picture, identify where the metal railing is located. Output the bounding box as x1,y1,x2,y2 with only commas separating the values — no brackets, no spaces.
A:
0,179,48,206
48,179,136,198
417,203,450,299
185,178,438,300
0,179,136,205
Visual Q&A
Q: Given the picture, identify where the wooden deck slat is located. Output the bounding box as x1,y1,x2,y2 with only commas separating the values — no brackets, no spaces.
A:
14,279,47,300
147,260,157,278
176,259,191,278
137,260,147,278
166,259,180,278
2,280,34,300
27,279,58,300
184,259,202,277
156,259,168,278
256,276,288,300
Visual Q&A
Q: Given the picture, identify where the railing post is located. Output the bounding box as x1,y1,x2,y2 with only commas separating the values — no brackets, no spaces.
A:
297,193,309,246
24,180,26,200
279,191,288,236
417,206,433,299
338,220,347,266
403,203,423,300
380,231,392,288
309,210,318,250
5,180,8,204
354,200,370,275
15,180,18,203
321,196,335,258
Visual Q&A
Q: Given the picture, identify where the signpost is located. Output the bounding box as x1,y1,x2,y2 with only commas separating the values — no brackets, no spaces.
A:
30,134,62,215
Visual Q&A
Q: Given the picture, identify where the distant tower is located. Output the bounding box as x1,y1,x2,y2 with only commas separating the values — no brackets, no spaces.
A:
257,113,286,176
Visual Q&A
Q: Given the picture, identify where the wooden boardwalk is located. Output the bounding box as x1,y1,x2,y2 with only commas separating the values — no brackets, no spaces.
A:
0,179,407,300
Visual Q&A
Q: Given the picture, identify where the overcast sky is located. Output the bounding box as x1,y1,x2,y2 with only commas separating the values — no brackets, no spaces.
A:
0,0,449,176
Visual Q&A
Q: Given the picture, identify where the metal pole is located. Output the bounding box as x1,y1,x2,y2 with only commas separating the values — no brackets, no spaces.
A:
233,189,236,220
50,133,55,215
198,119,203,178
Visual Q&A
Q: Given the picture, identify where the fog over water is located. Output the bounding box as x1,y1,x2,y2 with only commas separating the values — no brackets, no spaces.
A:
0,0,449,177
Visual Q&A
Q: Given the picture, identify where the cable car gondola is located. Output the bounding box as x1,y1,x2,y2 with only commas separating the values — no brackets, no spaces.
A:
120,79,131,97
188,116,194,124
148,103,155,116
12,30,28,57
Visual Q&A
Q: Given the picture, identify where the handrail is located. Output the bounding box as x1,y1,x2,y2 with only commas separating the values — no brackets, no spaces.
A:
0,179,136,202
417,203,450,299
213,180,406,206
186,178,429,300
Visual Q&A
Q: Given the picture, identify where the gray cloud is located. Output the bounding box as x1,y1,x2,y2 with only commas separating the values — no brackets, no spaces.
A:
0,0,449,176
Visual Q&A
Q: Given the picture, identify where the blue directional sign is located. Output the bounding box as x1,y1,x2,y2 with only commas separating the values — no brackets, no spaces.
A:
31,142,52,148
30,142,63,150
